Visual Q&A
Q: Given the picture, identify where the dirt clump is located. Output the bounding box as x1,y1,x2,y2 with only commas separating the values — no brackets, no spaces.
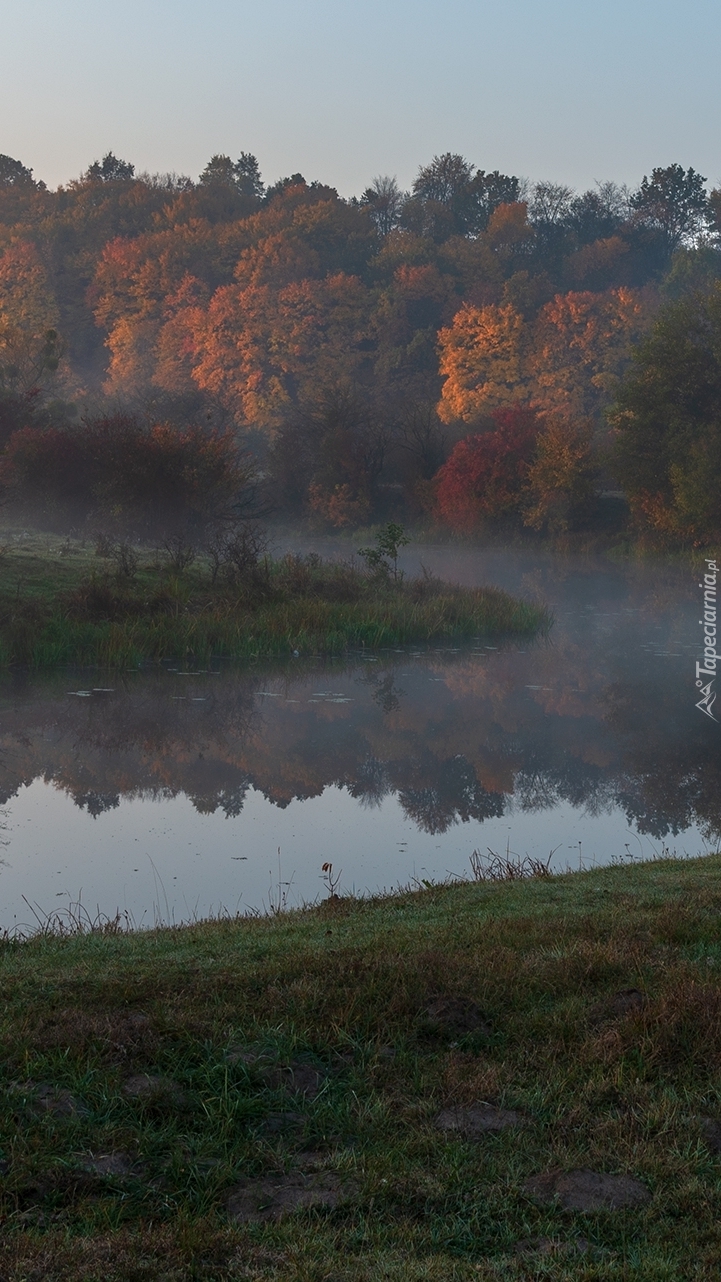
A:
226,1171,350,1222
421,996,491,1038
435,1103,525,1136
122,1074,187,1107
699,1117,721,1153
80,1152,136,1178
523,1168,651,1211
590,988,647,1024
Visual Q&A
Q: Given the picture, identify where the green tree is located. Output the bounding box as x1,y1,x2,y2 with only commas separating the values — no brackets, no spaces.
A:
358,522,410,580
0,153,39,188
84,152,136,183
199,152,264,198
611,286,721,541
630,164,708,254
360,175,405,236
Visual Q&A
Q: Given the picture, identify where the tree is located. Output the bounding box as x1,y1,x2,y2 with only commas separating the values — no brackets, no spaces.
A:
630,164,708,254
438,287,651,424
0,153,39,188
611,285,721,542
437,302,529,422
466,170,520,232
199,152,264,198
530,181,575,227
360,176,405,236
413,153,474,205
566,183,629,245
523,415,597,533
529,287,652,417
191,272,373,430
271,384,388,526
529,182,575,263
405,153,475,241
434,406,540,530
358,522,410,579
406,153,521,241
84,152,136,183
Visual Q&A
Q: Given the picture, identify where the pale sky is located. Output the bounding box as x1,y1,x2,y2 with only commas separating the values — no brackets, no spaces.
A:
2,0,719,196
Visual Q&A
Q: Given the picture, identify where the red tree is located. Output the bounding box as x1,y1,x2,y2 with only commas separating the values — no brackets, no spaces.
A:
434,406,540,531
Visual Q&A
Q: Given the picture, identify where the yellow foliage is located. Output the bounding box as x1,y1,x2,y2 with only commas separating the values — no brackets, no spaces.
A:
437,303,528,422
438,288,654,424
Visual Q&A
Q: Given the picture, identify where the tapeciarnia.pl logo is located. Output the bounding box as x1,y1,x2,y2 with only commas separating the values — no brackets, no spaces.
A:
696,558,718,720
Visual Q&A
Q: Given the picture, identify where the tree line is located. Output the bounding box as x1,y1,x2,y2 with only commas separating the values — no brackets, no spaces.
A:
1,148,720,542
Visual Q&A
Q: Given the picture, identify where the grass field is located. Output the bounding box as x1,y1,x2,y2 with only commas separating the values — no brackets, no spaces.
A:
0,532,548,667
2,854,721,1279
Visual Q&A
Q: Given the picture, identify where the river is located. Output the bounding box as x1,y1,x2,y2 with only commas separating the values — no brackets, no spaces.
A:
0,544,716,932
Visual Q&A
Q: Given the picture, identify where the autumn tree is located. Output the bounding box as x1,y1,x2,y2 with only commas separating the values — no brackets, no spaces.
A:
528,287,653,417
438,287,652,423
438,302,529,422
523,416,598,533
434,406,540,531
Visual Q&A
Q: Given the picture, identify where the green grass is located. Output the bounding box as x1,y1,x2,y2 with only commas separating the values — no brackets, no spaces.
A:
0,532,549,668
3,855,721,1278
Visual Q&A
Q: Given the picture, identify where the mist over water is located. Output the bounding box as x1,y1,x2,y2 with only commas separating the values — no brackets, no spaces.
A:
0,544,714,932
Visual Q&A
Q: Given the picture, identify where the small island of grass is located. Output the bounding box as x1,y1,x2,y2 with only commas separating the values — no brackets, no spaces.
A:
0,525,549,669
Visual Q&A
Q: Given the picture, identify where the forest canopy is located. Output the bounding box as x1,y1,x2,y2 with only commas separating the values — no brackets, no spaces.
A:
1,149,720,541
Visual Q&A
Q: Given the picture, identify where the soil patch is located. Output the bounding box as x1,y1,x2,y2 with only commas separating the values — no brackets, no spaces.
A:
700,1117,721,1153
523,1168,651,1211
262,1063,326,1099
264,1111,305,1133
10,1081,89,1120
122,1074,187,1107
435,1104,525,1136
421,996,491,1038
79,1152,135,1178
226,1172,350,1222
590,988,647,1024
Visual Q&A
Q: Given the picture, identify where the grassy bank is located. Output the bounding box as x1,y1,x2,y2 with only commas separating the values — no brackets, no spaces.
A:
0,533,548,667
3,855,721,1278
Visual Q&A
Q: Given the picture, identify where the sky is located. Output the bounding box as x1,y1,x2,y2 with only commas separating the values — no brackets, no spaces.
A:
2,0,720,197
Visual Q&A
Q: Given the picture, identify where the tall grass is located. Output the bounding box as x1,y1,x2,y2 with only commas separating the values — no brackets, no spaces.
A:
0,547,550,667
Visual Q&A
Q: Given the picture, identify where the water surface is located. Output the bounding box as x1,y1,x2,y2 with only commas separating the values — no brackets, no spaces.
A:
0,546,716,932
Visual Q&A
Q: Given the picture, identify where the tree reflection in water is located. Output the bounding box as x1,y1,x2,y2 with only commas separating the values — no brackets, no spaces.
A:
0,594,716,844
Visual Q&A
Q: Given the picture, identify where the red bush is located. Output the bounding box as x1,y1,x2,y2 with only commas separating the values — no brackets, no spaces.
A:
1,414,252,535
434,406,540,531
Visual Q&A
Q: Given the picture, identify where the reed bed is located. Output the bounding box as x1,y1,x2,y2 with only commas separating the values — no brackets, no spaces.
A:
0,543,549,667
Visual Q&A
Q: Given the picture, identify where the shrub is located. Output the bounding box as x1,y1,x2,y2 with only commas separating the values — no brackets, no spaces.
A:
434,406,540,532
1,413,254,537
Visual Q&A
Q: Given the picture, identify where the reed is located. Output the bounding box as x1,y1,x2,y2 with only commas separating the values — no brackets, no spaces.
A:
0,544,550,667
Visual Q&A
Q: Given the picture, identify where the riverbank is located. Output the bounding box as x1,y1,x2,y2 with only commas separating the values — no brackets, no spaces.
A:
2,854,721,1279
0,533,548,667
